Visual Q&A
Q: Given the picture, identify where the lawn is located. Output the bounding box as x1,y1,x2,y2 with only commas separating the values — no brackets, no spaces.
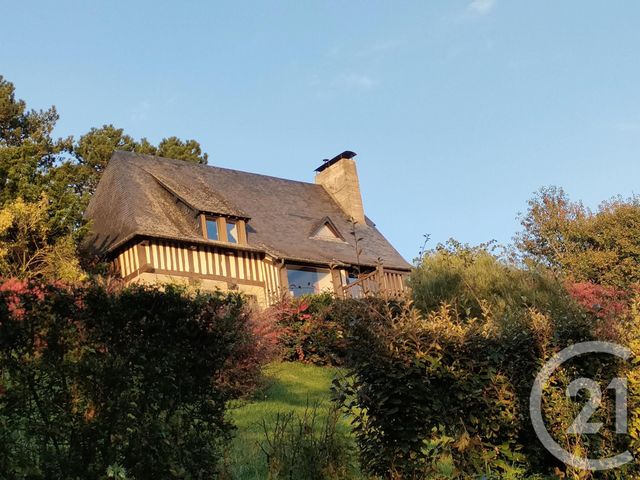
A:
226,361,360,479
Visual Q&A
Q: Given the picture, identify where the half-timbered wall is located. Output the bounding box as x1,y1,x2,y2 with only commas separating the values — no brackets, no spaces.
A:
114,239,407,306
114,240,284,305
115,244,140,278
145,240,264,282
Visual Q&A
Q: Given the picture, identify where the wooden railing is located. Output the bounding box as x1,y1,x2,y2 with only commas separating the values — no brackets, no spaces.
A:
342,265,407,299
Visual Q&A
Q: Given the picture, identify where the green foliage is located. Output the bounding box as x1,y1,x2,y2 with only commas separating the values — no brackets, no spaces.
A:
156,136,209,164
259,403,357,480
333,244,639,479
0,75,79,256
517,186,640,289
0,75,209,279
409,240,580,325
73,126,208,197
227,362,362,479
72,124,145,196
0,75,72,208
217,299,281,398
0,280,250,479
0,196,85,281
272,293,348,366
106,464,128,480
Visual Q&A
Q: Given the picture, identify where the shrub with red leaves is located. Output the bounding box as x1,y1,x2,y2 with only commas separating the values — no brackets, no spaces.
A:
566,281,631,319
218,303,283,397
0,278,30,318
565,280,640,340
271,293,348,366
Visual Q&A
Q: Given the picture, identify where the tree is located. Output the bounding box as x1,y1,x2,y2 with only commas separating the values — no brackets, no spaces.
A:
156,136,208,164
0,75,209,280
73,127,208,197
0,75,72,207
0,196,85,281
0,76,82,255
73,125,147,196
516,186,640,289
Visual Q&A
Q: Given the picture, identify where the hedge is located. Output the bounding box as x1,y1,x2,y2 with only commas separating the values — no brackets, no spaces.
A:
0,279,251,479
332,247,640,479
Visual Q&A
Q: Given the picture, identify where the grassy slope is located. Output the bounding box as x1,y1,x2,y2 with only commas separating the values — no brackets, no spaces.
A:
226,362,358,479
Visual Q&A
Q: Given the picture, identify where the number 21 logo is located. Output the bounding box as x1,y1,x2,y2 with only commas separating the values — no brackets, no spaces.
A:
566,377,627,435
530,341,634,471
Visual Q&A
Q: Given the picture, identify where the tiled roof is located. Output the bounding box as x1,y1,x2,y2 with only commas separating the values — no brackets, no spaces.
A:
84,151,411,271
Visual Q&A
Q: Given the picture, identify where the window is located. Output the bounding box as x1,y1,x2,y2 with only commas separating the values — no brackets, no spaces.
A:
226,220,238,243
206,219,219,240
287,267,332,297
346,272,359,284
202,215,246,244
310,218,344,242
314,224,339,240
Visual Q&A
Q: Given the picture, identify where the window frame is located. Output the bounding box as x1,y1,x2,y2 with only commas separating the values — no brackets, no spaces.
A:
286,265,333,297
225,219,239,244
200,214,247,245
309,218,346,243
204,218,220,241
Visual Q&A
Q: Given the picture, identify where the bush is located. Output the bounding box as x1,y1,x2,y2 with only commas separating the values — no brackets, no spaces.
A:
408,241,573,321
0,279,249,479
271,293,348,366
218,299,281,398
258,403,357,480
333,244,640,479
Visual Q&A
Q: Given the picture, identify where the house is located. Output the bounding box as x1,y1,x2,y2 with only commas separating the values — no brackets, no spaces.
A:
84,150,411,306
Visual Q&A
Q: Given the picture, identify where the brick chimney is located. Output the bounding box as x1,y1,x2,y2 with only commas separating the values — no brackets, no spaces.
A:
314,151,366,224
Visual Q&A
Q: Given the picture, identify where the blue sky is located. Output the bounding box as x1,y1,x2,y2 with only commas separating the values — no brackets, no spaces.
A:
2,1,639,262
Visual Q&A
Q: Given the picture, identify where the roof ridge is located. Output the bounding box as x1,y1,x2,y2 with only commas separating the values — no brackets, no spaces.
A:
113,150,326,189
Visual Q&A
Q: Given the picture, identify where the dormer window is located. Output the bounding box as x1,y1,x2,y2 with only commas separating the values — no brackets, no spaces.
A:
314,223,340,240
201,214,247,245
310,217,345,242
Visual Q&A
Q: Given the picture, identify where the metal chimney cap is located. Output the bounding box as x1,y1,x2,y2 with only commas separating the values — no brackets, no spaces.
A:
314,150,357,172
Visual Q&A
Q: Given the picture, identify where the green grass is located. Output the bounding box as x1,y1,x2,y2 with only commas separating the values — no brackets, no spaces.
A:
226,361,359,479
